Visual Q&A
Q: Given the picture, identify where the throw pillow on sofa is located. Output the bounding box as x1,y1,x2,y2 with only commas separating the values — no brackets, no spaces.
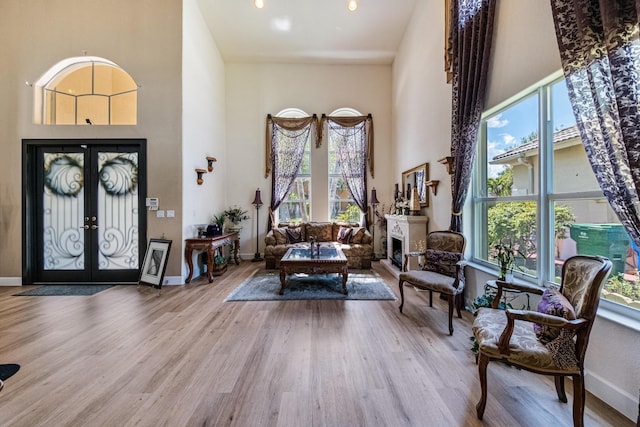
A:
350,227,366,243
306,222,333,242
272,228,288,245
286,227,304,243
337,226,352,244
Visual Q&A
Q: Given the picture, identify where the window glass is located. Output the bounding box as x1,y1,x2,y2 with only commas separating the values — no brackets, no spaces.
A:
486,94,539,197
35,56,137,125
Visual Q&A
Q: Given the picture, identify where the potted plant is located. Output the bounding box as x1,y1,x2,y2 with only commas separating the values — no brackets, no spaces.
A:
224,206,249,232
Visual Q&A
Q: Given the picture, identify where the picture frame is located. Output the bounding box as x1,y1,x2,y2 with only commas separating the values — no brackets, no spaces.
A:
402,163,430,207
139,238,172,291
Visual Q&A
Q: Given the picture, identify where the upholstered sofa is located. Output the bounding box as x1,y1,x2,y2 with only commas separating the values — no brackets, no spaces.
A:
264,221,373,269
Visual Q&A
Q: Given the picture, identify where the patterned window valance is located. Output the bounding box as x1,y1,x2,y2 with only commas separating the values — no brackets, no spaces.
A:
264,114,320,178
320,114,374,178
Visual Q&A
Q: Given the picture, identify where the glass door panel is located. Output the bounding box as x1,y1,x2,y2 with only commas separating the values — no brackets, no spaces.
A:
42,152,86,271
96,152,139,271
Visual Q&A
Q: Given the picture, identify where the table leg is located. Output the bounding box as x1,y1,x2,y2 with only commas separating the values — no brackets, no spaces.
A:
233,239,240,265
185,246,195,284
206,247,215,283
279,269,287,295
341,266,349,295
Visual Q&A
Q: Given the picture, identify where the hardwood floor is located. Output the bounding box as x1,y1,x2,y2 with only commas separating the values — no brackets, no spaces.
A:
0,262,632,426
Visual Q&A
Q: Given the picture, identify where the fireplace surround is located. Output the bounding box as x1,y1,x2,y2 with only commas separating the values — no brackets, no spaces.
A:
381,214,428,275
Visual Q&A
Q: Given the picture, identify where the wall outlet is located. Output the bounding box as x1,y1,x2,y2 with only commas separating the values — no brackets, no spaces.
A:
156,210,165,218
167,210,175,218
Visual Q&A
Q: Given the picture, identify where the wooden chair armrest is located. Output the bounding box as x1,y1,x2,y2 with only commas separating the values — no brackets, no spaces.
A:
497,309,588,354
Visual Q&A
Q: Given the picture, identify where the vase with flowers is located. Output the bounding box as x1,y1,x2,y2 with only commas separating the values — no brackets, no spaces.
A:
495,241,517,281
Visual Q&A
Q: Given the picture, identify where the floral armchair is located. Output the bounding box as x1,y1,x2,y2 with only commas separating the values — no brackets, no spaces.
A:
473,255,612,427
398,230,467,335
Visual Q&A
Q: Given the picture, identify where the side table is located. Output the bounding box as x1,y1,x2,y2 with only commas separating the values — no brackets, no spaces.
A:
184,232,240,283
485,279,531,310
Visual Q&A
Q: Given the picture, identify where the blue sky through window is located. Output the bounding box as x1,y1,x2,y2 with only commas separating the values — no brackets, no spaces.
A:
485,79,576,178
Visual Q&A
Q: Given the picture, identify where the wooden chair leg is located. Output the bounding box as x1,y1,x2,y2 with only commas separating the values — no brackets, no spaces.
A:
572,374,586,427
476,352,489,420
455,293,462,318
398,280,405,313
448,295,454,335
555,375,567,403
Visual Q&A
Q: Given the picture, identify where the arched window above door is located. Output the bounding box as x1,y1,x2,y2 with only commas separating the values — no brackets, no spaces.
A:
34,56,138,125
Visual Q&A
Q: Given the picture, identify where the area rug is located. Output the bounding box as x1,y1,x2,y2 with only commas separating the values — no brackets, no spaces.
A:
225,268,397,301
13,285,115,296
0,364,20,381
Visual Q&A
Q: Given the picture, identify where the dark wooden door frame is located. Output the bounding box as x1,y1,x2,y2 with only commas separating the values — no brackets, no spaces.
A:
22,139,147,284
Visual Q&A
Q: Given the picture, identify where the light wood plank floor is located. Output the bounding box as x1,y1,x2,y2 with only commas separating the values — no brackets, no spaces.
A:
0,262,633,427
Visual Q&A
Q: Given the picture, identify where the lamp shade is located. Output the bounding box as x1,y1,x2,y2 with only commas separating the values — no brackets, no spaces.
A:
252,189,263,207
370,187,380,205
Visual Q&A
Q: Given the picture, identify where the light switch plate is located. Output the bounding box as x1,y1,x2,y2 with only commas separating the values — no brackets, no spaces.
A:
167,210,175,218
156,210,165,218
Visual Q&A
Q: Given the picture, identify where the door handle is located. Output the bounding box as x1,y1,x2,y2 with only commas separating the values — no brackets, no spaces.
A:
91,225,98,230
79,225,89,229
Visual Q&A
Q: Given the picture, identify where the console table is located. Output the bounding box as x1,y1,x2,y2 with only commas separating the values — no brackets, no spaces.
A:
184,232,240,283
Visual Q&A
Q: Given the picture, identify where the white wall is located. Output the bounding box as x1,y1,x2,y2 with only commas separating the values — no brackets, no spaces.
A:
181,0,228,280
393,0,639,421
392,0,453,232
225,62,393,258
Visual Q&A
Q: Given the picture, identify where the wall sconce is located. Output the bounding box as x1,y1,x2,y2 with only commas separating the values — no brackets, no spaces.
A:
195,168,207,185
438,156,454,174
425,180,440,196
206,156,217,172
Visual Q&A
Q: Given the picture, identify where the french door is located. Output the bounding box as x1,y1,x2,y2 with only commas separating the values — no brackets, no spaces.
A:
23,140,147,284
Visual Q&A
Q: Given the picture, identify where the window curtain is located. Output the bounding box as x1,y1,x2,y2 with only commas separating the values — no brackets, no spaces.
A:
321,114,374,227
550,0,640,247
265,114,319,229
448,0,497,232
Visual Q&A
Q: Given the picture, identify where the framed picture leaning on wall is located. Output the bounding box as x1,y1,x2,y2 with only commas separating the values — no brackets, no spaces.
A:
139,238,172,292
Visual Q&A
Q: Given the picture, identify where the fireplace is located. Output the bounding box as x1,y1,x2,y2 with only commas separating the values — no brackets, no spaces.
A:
391,237,403,268
382,214,428,273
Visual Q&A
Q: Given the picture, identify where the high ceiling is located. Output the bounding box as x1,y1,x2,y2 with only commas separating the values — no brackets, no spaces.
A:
198,0,419,64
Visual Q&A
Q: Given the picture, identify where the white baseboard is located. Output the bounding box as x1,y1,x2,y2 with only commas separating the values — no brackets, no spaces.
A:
586,371,637,422
0,277,21,286
162,276,184,285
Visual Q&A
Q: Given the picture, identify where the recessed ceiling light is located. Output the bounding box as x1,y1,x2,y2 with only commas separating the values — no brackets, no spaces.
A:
270,16,292,32
254,0,264,9
348,0,358,12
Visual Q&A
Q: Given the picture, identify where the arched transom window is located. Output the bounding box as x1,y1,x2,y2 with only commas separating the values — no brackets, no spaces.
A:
34,56,137,125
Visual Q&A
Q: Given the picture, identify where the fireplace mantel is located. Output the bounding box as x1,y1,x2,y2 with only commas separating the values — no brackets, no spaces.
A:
382,214,428,276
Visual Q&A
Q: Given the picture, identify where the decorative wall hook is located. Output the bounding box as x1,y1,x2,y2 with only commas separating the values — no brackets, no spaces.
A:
206,156,217,172
195,168,207,185
438,157,454,174
426,180,440,196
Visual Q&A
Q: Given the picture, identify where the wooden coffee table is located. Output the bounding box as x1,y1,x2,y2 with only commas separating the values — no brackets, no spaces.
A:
279,245,349,295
